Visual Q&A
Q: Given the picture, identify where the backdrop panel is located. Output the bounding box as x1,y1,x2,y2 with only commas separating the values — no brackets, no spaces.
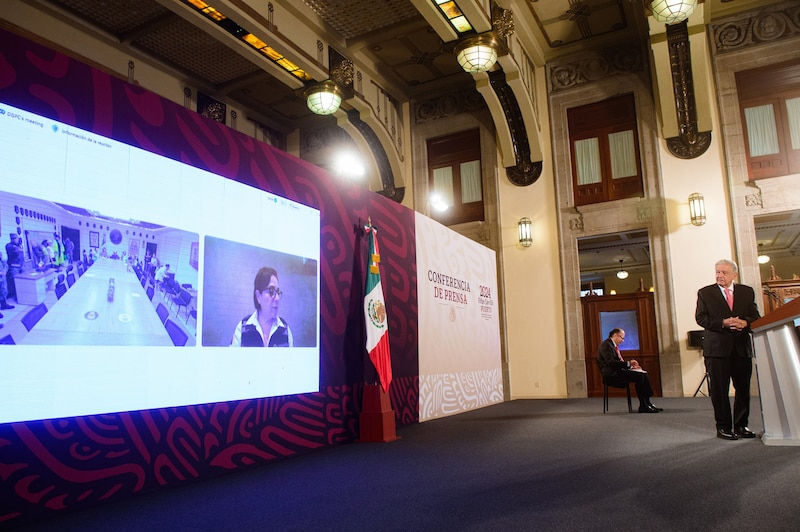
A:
415,213,503,421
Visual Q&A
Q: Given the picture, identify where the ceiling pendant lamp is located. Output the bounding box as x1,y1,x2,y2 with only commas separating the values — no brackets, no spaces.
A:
453,33,499,73
616,260,629,280
650,0,697,25
305,80,342,115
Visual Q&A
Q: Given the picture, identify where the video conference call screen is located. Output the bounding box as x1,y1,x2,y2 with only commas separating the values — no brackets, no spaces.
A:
0,102,321,424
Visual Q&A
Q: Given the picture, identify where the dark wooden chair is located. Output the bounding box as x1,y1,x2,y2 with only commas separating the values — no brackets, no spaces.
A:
602,376,633,414
598,360,633,413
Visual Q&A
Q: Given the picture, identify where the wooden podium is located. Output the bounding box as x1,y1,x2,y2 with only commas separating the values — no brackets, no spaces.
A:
358,384,400,443
752,297,800,446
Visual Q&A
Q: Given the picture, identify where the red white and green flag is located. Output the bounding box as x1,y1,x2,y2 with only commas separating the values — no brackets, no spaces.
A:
364,222,393,392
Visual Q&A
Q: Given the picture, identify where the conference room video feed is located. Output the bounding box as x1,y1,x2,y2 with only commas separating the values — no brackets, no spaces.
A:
201,236,319,349
0,190,199,347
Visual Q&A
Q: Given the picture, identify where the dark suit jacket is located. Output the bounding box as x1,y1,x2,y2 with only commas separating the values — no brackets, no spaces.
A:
596,338,629,377
695,283,760,358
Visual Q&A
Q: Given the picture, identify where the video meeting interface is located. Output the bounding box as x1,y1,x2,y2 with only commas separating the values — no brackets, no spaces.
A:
0,101,321,424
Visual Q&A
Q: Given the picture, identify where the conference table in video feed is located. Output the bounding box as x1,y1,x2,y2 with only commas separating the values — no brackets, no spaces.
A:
21,259,173,346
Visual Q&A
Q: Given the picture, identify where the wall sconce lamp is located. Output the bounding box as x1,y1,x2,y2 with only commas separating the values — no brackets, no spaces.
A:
305,80,342,115
688,192,706,226
650,0,697,25
453,33,500,73
518,217,532,247
616,260,629,280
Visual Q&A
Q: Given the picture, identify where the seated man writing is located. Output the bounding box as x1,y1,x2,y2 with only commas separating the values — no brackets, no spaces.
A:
597,328,661,413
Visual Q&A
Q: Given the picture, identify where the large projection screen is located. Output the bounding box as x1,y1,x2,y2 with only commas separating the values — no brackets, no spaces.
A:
0,102,320,424
415,212,503,421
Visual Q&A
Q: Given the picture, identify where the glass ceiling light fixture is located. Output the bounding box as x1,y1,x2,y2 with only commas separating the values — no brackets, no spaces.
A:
305,80,342,115
518,217,532,248
650,0,697,25
688,192,706,226
454,33,499,73
616,260,629,280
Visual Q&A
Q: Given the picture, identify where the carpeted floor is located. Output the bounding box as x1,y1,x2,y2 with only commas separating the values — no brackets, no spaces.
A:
13,397,800,531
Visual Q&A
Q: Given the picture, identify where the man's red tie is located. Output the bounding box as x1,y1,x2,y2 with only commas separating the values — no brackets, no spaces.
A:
616,345,624,362
724,288,733,310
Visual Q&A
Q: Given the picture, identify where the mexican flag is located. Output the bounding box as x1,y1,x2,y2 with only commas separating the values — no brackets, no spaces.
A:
364,223,393,392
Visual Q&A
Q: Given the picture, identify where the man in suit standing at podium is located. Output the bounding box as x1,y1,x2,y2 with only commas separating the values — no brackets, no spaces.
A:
696,259,760,441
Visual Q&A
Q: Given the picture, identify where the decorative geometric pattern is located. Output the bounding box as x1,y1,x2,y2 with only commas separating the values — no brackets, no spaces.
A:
419,369,504,421
135,17,262,85
49,0,170,34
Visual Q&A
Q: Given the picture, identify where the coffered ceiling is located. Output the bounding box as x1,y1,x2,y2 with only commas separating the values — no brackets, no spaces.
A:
18,0,777,131
16,0,653,131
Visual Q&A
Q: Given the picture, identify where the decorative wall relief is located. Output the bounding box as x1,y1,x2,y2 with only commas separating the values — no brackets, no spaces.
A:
711,2,800,55
198,92,226,124
548,46,645,93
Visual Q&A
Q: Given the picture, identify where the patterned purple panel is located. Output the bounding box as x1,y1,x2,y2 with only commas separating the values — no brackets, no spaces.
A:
0,387,357,523
0,28,419,527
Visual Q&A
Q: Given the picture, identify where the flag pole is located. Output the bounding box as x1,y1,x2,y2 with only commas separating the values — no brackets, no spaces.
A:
359,215,399,443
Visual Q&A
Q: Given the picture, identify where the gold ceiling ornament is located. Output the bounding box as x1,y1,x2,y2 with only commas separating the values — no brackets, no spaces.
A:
492,8,515,38
331,58,354,87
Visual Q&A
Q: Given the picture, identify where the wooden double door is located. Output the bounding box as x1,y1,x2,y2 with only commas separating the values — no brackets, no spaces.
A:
583,291,662,397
